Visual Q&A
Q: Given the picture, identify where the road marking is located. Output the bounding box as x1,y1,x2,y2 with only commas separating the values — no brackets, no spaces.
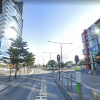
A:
35,77,47,100
27,85,35,100
30,71,34,74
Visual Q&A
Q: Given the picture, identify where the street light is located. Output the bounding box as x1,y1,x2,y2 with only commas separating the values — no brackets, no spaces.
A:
38,56,48,68
48,41,72,80
43,52,57,61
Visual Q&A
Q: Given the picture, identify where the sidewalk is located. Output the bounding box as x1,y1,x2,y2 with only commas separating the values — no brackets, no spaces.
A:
0,67,34,93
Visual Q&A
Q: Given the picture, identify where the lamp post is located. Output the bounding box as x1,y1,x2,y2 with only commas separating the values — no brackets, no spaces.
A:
43,52,57,61
48,41,72,72
38,56,48,68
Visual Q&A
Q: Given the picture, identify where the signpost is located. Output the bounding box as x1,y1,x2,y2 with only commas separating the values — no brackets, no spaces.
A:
75,55,79,65
74,55,82,94
57,54,60,80
75,66,82,94
9,64,13,68
9,64,13,81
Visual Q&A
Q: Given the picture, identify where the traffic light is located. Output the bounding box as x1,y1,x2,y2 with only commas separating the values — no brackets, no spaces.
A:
57,54,60,61
10,56,14,63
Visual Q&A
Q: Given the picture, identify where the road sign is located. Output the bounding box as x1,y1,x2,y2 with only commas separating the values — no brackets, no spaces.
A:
9,64,13,68
75,55,79,63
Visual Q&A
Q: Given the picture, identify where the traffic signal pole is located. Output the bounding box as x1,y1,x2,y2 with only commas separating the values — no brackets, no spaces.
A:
57,54,60,80
61,43,62,72
58,61,60,80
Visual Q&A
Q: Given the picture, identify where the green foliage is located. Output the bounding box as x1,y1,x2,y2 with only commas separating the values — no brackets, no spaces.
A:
25,52,35,65
78,59,85,66
60,62,65,68
65,61,73,66
6,36,29,64
48,60,57,65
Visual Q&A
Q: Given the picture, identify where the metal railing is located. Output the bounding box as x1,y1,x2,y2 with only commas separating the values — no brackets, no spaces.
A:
53,71,100,100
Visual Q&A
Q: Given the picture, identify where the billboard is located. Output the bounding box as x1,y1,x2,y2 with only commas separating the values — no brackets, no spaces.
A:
67,63,72,67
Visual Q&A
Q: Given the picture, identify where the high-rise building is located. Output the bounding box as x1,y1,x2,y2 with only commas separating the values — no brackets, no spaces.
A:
0,0,25,60
81,18,100,70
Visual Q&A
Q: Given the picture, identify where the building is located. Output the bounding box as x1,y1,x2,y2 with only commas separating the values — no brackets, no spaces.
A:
81,18,100,70
0,0,25,61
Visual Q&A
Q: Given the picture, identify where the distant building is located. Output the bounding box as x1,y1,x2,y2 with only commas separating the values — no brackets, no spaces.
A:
0,0,25,60
81,18,100,70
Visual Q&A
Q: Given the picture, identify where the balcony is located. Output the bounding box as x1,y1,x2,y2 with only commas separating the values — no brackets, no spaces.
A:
0,24,6,29
2,6,9,12
12,16,19,23
14,6,20,14
0,20,6,25
0,16,7,21
0,29,5,33
0,33,4,38
3,1,9,7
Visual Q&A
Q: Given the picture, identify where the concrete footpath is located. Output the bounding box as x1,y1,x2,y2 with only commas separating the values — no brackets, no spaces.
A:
0,67,34,93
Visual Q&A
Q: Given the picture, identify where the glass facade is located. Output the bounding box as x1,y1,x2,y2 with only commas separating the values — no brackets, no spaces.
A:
81,18,100,69
0,0,24,59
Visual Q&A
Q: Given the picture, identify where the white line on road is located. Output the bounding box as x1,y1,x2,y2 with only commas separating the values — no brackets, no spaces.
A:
27,85,35,100
30,71,34,74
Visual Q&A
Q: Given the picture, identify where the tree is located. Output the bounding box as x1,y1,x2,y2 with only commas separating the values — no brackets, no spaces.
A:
24,52,35,72
60,62,65,68
48,60,57,65
78,59,85,66
6,36,29,78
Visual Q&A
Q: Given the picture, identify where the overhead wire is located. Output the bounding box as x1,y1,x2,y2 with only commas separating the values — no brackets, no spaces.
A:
66,45,83,54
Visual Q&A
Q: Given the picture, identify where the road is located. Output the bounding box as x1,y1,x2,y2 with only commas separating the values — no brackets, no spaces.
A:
0,69,67,100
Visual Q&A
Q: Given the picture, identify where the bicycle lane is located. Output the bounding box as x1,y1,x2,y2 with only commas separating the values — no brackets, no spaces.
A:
28,74,67,100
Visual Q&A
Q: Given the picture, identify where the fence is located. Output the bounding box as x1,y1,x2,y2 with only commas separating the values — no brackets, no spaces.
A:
53,71,100,100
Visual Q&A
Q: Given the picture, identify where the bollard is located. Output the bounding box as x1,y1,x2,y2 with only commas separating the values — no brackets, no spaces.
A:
90,70,92,76
67,77,69,90
94,70,96,76
70,73,72,89
12,69,13,73
79,83,82,100
53,72,55,78
24,68,25,74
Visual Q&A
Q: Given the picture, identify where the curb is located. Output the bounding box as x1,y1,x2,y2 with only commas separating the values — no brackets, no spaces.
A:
53,77,76,100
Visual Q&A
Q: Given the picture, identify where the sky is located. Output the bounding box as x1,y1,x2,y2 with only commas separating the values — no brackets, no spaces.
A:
20,0,100,65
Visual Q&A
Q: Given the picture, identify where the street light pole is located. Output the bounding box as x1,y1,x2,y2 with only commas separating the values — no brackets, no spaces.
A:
48,41,72,76
61,43,62,71
50,52,51,60
38,56,48,68
43,52,57,61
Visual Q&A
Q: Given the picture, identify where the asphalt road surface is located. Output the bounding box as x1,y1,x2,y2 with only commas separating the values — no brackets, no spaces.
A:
0,69,67,100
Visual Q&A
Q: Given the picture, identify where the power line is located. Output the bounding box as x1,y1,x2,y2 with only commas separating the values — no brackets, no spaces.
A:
66,45,83,54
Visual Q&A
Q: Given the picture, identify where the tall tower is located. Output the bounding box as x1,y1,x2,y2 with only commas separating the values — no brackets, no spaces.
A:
0,0,25,59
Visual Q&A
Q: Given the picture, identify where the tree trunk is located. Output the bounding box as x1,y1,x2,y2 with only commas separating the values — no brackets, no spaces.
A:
15,64,17,78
